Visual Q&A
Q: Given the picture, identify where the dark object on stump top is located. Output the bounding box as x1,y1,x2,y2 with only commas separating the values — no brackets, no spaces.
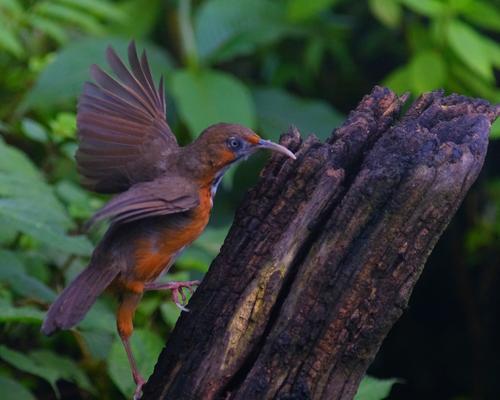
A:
142,87,499,400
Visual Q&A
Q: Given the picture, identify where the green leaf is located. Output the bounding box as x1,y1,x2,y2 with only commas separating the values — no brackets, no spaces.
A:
21,118,49,143
0,376,36,400
55,180,100,220
409,50,446,93
0,0,23,15
446,19,494,82
369,0,402,28
55,0,126,22
0,345,96,397
450,63,500,102
79,299,116,333
384,65,411,94
491,119,500,140
287,0,338,21
0,138,92,255
108,329,163,397
110,0,163,38
399,0,446,17
30,350,96,394
354,376,399,400
80,330,114,360
34,2,104,35
462,0,500,32
195,0,292,63
49,112,76,141
0,203,92,255
22,37,173,112
28,15,68,44
252,87,343,141
160,302,181,327
177,226,229,272
484,36,500,68
0,25,24,58
0,250,56,302
0,298,45,323
171,69,256,136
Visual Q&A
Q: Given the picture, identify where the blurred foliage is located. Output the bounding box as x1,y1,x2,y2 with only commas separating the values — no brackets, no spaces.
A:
0,0,498,399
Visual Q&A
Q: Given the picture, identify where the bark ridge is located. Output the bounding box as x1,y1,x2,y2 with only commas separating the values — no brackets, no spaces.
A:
142,87,499,400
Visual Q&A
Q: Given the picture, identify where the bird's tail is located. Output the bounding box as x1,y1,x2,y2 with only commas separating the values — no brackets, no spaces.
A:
41,260,119,335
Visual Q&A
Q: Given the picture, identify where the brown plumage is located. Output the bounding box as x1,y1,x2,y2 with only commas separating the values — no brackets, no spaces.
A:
41,41,295,399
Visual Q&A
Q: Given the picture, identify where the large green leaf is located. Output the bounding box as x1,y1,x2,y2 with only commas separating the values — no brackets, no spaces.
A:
369,0,402,28
0,345,95,397
0,25,24,58
0,376,36,400
0,138,92,255
253,87,343,141
0,346,60,396
177,226,229,272
55,180,102,220
446,19,494,82
195,0,293,63
491,119,500,139
110,0,163,38
462,0,500,32
287,0,339,21
0,298,45,324
21,118,49,143
34,2,105,35
354,376,399,400
79,298,116,333
383,65,411,94
22,37,174,111
409,50,446,93
107,329,163,397
399,0,446,17
0,250,56,302
55,0,126,22
30,350,96,395
171,69,256,136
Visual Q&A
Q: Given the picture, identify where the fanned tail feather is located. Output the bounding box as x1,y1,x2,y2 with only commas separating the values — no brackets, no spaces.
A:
41,262,119,335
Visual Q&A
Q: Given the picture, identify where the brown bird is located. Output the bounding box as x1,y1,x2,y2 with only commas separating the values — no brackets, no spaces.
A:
41,41,295,398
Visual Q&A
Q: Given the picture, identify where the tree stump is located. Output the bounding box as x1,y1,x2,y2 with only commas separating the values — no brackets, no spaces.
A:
142,87,499,400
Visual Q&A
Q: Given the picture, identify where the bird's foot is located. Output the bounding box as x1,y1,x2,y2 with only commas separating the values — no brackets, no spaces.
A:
132,377,145,399
144,280,200,312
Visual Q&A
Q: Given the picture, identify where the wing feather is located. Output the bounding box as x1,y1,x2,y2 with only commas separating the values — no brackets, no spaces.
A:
86,177,199,228
76,41,178,194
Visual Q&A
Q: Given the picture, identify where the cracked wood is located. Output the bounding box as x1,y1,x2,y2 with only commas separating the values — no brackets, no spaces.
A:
142,87,499,400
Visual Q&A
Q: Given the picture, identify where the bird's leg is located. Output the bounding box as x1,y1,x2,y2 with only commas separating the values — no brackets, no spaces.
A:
117,289,144,399
144,280,200,312
121,335,145,400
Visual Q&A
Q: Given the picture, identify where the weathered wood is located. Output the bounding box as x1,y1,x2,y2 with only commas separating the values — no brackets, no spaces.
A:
142,87,498,400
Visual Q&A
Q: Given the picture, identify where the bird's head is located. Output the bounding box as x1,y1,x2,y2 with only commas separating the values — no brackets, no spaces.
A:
187,123,295,180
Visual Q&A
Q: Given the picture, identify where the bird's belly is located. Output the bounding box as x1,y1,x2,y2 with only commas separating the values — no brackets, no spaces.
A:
132,192,212,283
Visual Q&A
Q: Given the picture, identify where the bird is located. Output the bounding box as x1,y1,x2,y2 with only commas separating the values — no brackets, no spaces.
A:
41,41,295,399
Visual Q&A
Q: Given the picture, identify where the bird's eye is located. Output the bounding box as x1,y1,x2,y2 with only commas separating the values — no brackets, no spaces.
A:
227,137,242,151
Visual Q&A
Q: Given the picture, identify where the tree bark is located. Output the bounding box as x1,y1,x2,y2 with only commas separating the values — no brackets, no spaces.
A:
142,87,499,400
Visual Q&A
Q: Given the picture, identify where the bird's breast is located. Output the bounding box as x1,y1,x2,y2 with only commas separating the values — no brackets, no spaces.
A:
132,186,213,282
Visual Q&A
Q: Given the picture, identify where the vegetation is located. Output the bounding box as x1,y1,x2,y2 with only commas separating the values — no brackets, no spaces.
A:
0,0,498,399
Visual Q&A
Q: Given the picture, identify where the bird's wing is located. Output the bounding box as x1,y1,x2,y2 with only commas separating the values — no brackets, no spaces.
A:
76,41,178,194
86,176,199,228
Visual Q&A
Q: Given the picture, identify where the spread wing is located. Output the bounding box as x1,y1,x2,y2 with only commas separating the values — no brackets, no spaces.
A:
76,41,178,194
86,176,199,228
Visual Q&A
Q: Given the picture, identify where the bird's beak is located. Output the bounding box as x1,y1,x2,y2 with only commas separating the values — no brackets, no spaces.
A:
257,139,296,160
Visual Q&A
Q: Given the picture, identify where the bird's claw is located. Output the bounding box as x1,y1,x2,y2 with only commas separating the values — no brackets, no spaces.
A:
133,379,144,399
170,280,200,312
144,280,200,312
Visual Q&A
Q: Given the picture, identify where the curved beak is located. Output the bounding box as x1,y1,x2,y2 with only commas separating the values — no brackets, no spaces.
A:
257,139,296,160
